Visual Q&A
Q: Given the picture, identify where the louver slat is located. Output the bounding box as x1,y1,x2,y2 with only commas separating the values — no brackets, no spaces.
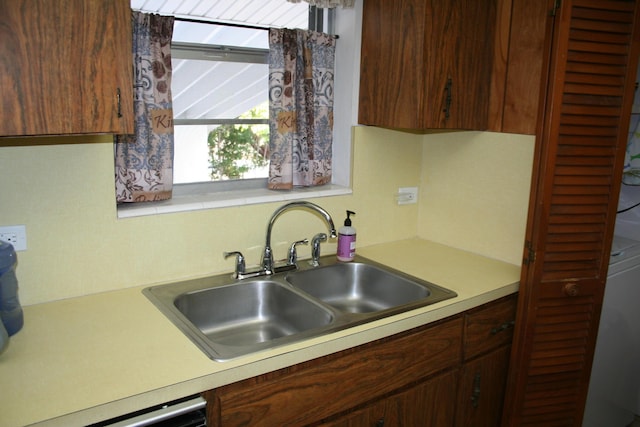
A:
542,0,633,282
502,0,640,425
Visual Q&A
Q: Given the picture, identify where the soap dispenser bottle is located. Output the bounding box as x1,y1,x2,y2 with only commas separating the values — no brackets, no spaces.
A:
337,210,356,262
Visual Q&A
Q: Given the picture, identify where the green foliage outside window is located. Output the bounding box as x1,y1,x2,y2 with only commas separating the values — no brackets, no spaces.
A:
207,104,269,180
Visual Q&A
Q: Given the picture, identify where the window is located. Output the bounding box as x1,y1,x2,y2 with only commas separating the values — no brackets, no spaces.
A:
122,2,355,217
171,21,277,184
170,6,331,185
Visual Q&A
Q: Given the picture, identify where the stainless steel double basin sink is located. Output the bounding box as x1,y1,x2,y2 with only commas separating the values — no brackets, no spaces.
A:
143,256,457,361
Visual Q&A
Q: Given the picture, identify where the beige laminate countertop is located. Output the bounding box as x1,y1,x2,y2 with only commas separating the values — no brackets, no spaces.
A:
0,239,521,427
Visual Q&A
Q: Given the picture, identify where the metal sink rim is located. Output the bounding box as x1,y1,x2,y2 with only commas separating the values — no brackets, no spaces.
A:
143,255,457,361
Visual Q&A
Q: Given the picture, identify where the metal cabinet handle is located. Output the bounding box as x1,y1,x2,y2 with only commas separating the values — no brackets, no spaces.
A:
443,77,452,120
491,320,515,335
117,88,123,118
471,372,481,408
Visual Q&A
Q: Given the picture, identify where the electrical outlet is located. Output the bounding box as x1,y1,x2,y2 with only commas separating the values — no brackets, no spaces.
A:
0,225,27,251
397,187,419,205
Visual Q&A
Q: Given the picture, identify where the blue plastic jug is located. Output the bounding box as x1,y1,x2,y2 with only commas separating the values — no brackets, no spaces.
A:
0,240,23,338
0,315,7,354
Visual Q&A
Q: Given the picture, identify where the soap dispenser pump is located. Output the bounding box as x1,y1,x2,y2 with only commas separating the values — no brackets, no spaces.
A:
337,210,356,262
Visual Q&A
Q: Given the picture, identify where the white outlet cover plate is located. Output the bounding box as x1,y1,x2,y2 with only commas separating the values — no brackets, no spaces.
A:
0,225,27,251
397,187,419,205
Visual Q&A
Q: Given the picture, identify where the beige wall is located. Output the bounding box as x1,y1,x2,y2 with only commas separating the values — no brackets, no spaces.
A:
0,127,534,306
418,131,535,265
0,127,424,305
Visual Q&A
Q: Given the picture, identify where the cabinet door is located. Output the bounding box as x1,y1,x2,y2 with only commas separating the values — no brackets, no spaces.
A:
385,369,458,427
448,0,502,131
319,369,458,427
206,318,462,427
0,0,134,136
359,0,430,129
317,401,386,427
502,0,640,424
463,295,517,360
359,0,506,131
456,346,511,427
499,0,550,134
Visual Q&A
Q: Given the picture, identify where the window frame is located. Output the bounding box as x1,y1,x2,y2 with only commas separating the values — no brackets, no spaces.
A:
118,6,356,218
171,40,270,129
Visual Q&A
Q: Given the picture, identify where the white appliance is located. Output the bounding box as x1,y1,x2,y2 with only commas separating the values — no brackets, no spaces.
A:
583,230,640,427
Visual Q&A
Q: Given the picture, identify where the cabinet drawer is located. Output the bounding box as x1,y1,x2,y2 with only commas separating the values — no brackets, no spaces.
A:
206,317,463,427
463,295,517,360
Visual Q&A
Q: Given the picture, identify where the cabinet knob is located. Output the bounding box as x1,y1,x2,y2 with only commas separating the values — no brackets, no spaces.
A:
563,282,580,297
375,418,385,427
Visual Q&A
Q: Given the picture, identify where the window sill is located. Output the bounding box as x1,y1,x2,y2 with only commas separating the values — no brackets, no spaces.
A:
117,184,352,218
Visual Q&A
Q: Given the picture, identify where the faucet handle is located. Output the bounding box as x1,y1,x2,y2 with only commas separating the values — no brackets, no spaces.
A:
288,238,309,265
223,251,246,277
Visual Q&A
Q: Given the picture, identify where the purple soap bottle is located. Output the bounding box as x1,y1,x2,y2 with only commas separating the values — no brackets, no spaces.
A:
337,210,356,262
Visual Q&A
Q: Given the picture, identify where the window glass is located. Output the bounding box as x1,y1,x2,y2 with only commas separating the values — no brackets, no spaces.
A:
172,21,268,48
170,7,310,184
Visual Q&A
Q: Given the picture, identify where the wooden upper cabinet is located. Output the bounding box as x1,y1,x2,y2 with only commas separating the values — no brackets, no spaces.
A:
499,0,550,134
359,0,508,131
358,0,549,135
0,0,134,137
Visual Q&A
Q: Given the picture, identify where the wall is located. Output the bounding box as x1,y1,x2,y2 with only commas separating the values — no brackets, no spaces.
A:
418,131,535,265
0,126,423,306
0,127,535,306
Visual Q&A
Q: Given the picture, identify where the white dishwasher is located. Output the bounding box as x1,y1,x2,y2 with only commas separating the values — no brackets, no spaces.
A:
583,235,640,427
88,395,207,427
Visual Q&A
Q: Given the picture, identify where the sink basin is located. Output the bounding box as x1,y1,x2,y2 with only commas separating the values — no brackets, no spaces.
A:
174,280,333,347
286,263,432,313
143,255,457,361
144,278,334,361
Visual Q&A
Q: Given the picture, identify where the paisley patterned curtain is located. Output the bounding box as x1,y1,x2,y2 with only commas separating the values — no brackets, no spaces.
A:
268,29,336,190
114,12,175,203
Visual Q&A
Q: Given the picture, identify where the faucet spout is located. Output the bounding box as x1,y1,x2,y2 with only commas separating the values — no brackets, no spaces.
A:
262,201,337,274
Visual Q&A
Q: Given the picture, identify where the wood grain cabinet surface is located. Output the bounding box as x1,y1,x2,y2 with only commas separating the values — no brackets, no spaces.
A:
203,296,518,427
502,1,640,423
358,0,548,135
456,295,517,427
0,0,134,137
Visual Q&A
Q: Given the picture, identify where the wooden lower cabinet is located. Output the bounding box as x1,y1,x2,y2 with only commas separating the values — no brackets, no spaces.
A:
320,369,458,427
455,295,517,427
455,346,511,427
204,295,517,427
316,399,386,427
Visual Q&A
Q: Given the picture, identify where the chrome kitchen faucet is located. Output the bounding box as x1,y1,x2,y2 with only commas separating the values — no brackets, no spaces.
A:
261,201,337,274
224,201,337,279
